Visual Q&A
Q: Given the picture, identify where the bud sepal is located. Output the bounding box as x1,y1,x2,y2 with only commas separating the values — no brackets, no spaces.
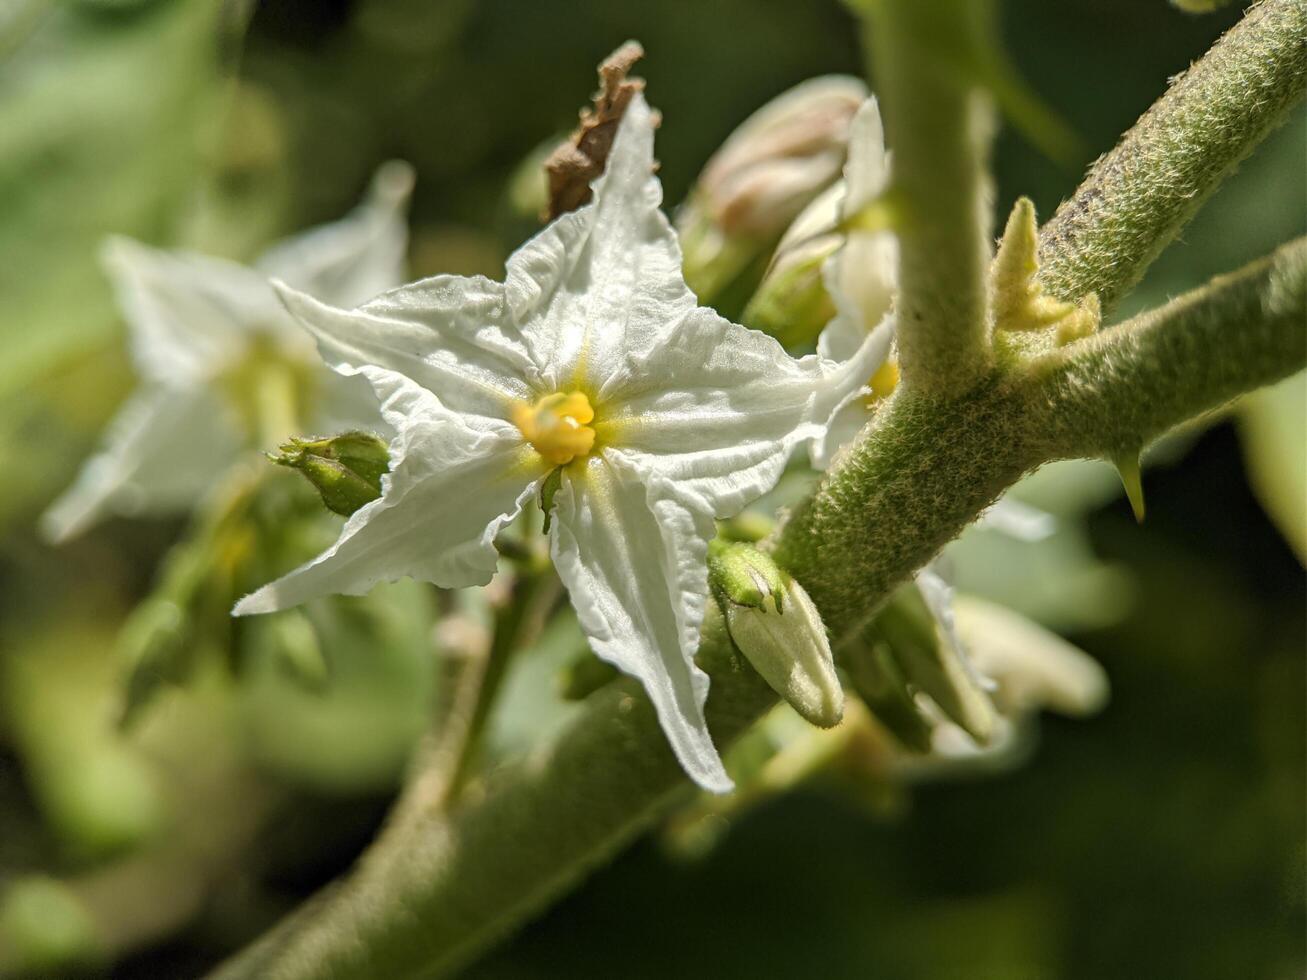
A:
709,541,844,729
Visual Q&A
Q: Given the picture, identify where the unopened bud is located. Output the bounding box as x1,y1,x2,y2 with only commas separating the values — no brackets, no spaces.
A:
887,574,997,745
843,639,934,753
271,431,389,517
0,876,101,975
710,542,843,728
679,76,865,304
698,76,866,238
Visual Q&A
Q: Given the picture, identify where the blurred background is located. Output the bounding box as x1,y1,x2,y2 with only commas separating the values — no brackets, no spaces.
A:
0,0,1302,977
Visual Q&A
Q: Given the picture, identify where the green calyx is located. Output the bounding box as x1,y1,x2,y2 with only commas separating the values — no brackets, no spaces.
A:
270,431,390,517
707,539,788,611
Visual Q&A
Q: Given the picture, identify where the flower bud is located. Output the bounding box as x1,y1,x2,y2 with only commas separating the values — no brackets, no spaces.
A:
710,541,844,728
697,76,867,238
884,575,998,745
270,431,390,517
0,876,101,975
678,76,866,304
741,183,842,347
843,639,934,753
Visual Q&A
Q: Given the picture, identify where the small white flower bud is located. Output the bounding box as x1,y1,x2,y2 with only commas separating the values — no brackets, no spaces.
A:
711,542,843,728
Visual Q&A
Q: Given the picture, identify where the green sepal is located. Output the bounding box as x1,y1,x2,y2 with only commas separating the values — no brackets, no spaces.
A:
869,584,996,744
539,466,563,533
270,431,389,517
706,539,787,611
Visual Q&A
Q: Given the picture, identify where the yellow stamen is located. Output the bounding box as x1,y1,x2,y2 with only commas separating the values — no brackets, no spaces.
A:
865,358,900,406
511,391,597,466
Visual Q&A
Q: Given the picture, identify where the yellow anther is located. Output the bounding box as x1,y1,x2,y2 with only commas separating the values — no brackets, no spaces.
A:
865,358,900,405
511,391,597,466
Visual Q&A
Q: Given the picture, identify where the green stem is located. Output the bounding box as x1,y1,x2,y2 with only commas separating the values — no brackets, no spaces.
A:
1037,0,1307,311
1034,237,1307,461
443,571,559,803
862,0,995,392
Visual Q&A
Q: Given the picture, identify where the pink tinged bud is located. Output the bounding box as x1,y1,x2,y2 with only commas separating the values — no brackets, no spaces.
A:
697,76,867,238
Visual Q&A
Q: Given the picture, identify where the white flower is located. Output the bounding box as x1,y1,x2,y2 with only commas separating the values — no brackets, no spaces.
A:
41,161,416,543
807,96,899,468
233,93,878,792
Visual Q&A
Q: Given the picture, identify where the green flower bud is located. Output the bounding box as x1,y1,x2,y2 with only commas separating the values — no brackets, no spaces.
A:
271,431,390,517
843,640,935,753
710,541,844,728
708,539,788,609
871,582,997,745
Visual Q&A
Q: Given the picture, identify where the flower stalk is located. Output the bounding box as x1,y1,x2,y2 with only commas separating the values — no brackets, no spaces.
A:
859,0,995,393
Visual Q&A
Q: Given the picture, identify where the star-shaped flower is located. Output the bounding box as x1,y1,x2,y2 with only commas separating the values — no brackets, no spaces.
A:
42,162,415,543
234,93,879,791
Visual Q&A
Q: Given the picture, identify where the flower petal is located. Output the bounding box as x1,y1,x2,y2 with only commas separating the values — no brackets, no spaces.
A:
810,315,895,469
549,451,732,793
41,386,242,542
822,98,897,347
257,160,415,308
601,305,882,517
102,237,273,382
273,278,536,424
505,92,697,392
234,400,542,615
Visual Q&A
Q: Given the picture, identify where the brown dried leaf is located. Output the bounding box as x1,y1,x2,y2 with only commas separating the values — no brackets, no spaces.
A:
543,41,651,219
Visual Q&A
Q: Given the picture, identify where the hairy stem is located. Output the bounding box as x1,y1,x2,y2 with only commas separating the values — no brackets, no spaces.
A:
862,0,995,392
1037,0,1307,311
1035,237,1307,461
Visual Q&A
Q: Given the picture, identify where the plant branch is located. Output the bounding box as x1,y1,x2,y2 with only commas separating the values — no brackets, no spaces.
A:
1033,237,1307,460
1037,0,1307,311
862,0,995,392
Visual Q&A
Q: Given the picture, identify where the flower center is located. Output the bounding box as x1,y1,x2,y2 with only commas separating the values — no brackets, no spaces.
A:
511,391,597,466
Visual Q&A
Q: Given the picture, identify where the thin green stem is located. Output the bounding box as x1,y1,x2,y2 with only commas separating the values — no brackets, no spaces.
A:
444,571,560,803
1037,0,1307,311
861,0,995,393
